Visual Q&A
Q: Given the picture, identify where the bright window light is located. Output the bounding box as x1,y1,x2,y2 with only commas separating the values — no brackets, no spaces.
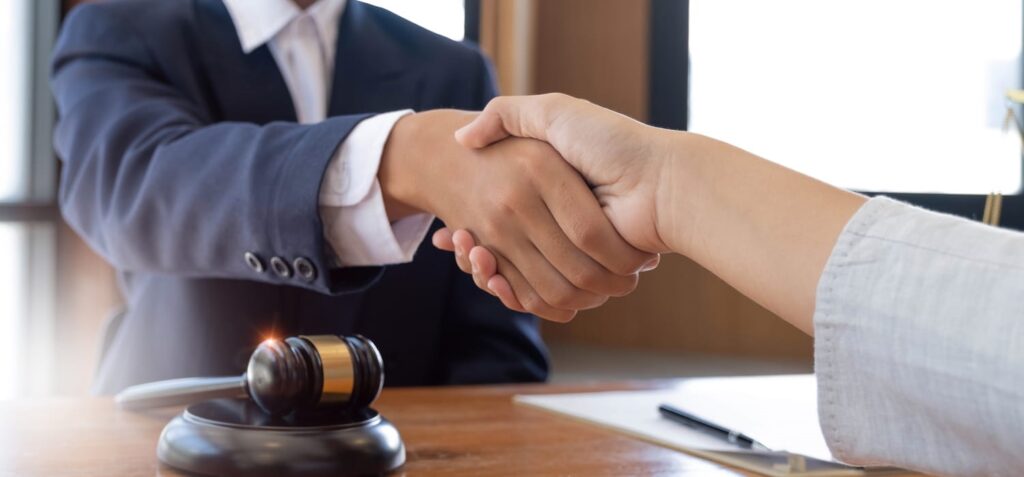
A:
360,0,465,41
689,0,1022,193
0,0,30,201
0,0,31,400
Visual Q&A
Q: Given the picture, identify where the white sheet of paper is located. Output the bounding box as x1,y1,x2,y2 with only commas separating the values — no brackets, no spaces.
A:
515,374,835,463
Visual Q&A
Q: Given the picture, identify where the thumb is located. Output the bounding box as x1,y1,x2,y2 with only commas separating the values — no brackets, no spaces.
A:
454,107,512,149
455,95,559,148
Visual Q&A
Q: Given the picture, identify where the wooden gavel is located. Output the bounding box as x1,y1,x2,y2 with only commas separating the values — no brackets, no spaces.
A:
115,335,383,415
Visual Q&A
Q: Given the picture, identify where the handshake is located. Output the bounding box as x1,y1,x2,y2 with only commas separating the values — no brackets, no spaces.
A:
380,94,682,322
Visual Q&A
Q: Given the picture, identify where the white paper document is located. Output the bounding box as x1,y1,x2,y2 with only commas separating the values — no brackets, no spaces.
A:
515,375,901,475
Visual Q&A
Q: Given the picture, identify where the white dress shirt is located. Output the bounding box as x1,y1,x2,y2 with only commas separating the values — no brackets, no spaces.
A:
221,0,433,267
815,197,1024,476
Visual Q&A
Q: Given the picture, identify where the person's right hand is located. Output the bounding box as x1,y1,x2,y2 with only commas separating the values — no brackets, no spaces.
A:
378,109,656,321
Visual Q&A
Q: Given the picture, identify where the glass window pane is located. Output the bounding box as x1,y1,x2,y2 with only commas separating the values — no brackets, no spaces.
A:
0,0,30,201
689,0,1022,193
0,223,28,399
360,0,465,41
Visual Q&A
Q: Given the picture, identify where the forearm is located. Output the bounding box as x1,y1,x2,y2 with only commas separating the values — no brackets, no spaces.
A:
58,116,365,285
657,131,866,334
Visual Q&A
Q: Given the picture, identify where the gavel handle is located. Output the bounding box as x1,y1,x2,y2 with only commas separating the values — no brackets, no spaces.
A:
115,375,247,411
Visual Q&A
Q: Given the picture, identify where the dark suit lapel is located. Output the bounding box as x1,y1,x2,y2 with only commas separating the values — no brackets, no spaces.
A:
328,1,422,115
192,0,297,124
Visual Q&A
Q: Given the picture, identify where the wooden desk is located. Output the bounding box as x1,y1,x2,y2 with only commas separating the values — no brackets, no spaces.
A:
0,381,911,476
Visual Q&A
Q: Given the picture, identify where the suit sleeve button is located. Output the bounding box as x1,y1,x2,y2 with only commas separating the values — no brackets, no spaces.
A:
244,252,265,273
293,257,317,283
270,256,292,278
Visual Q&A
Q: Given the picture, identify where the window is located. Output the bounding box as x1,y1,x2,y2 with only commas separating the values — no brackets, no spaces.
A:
0,0,32,400
687,0,1022,194
0,0,58,399
1,0,30,202
360,0,465,41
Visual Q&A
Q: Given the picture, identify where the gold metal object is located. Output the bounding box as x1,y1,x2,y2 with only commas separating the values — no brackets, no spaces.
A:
984,194,992,224
300,335,355,404
991,193,1003,226
983,192,1003,227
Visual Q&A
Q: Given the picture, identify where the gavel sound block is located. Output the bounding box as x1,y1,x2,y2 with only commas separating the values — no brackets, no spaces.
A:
116,335,405,477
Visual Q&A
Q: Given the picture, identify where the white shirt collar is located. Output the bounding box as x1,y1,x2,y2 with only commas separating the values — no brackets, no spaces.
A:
221,0,348,54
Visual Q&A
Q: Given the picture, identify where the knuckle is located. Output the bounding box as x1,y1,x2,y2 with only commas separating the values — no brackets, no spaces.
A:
493,188,525,216
548,284,587,310
610,273,640,297
573,222,603,252
488,95,510,110
519,292,544,314
543,92,570,107
549,293,577,310
541,93,578,121
568,266,602,292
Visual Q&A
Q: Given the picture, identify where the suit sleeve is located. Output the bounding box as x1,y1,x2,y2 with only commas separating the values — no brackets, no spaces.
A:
437,50,550,384
51,4,382,294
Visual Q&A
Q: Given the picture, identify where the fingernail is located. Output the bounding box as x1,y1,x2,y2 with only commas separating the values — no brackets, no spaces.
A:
640,257,660,272
471,260,479,274
454,125,472,144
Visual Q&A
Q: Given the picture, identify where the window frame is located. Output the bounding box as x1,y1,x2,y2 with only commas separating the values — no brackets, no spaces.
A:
464,0,481,44
0,0,60,398
0,0,58,213
649,0,1024,230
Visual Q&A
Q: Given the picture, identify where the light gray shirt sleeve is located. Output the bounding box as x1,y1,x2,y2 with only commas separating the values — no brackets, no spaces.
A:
814,196,1024,477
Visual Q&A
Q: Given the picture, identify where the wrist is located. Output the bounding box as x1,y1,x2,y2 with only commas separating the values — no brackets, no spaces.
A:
378,112,431,221
652,130,709,256
378,110,479,221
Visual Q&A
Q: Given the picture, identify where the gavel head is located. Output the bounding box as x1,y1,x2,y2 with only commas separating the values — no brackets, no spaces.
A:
244,335,384,416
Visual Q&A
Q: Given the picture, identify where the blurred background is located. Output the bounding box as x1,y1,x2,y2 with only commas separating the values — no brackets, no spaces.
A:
2,0,1022,398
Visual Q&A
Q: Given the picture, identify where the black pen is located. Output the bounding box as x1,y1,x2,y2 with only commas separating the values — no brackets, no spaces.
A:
658,403,771,451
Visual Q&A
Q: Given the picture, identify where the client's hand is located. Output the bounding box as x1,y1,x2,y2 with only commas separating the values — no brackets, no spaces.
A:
379,109,655,321
431,94,672,312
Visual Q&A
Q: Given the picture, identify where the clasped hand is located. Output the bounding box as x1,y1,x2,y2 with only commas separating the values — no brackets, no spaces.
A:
380,108,656,322
424,95,675,320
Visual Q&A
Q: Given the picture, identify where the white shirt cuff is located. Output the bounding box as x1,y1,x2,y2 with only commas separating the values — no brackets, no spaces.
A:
318,109,435,267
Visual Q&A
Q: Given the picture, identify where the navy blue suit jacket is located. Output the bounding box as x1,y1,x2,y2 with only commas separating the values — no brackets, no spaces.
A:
51,0,548,394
